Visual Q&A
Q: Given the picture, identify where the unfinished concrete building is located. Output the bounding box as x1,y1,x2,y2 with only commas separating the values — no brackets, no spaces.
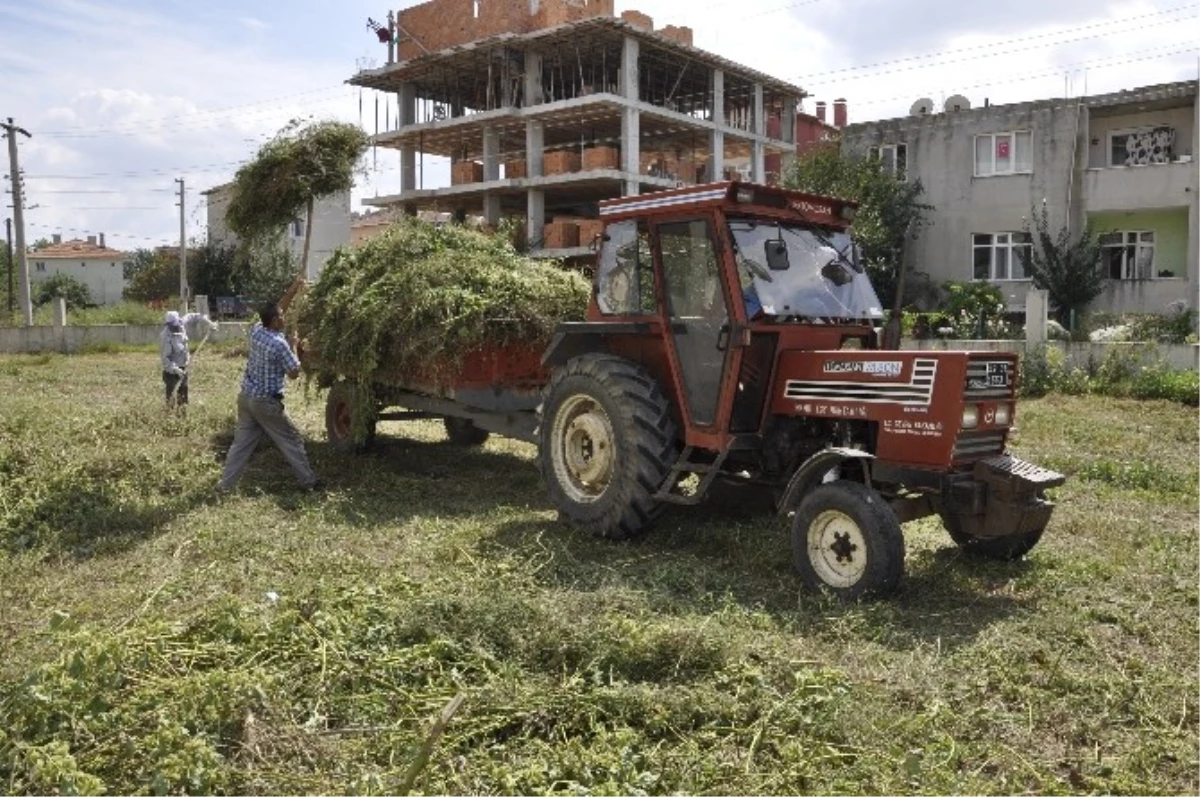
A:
349,0,803,257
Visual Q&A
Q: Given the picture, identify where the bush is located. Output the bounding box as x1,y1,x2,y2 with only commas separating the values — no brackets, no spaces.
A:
1020,343,1198,405
31,274,92,310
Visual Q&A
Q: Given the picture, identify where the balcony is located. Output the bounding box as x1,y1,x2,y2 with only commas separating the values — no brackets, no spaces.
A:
1084,159,1196,212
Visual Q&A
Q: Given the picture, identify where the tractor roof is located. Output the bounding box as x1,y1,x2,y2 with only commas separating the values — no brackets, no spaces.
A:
598,181,859,228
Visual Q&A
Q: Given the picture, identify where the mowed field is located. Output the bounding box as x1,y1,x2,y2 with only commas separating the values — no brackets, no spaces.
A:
0,348,1196,795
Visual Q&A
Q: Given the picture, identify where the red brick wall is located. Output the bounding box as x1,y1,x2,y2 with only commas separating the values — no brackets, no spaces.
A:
658,25,692,46
620,9,653,31
398,0,616,58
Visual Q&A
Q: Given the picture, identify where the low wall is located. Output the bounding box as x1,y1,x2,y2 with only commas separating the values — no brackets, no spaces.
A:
1,325,1196,371
0,323,252,354
902,339,1199,371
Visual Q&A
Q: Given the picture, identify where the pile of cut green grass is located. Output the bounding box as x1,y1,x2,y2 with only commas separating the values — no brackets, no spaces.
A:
294,219,589,390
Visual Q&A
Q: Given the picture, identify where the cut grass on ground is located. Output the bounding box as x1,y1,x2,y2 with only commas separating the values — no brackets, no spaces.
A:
0,352,1196,795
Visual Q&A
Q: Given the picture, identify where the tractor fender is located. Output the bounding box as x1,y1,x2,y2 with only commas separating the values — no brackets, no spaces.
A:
776,447,874,515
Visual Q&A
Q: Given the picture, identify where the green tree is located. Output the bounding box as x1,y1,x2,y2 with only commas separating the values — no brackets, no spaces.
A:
226,119,367,282
190,240,241,299
32,273,92,309
1017,202,1107,324
782,146,933,309
123,249,177,302
240,233,297,303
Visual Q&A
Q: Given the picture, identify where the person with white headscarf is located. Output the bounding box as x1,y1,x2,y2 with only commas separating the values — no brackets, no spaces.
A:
159,310,217,408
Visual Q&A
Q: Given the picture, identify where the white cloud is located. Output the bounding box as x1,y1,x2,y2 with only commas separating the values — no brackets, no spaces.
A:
0,0,1193,250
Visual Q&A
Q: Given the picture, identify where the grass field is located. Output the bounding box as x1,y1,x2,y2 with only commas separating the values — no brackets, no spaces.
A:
0,350,1196,795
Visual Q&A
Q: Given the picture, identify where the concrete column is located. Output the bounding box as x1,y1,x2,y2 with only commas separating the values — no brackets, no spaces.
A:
523,51,544,107
483,194,501,227
1067,104,1089,238
710,69,725,182
53,297,66,328
1190,88,1200,312
710,130,725,183
711,69,725,126
525,120,544,177
780,96,798,179
622,107,641,196
753,83,765,136
620,36,639,101
196,295,209,318
397,82,417,192
527,188,545,249
483,127,501,181
751,142,765,183
1025,289,1048,343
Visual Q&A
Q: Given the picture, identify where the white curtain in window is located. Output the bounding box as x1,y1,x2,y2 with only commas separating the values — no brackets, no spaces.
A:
974,136,991,175
1014,131,1032,172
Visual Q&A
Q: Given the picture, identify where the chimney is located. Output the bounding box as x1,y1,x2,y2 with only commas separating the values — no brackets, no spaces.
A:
833,98,847,128
52,233,61,245
99,232,105,248
86,235,97,246
815,101,826,122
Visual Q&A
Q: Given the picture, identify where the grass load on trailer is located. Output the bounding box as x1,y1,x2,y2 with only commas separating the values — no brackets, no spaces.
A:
294,218,589,435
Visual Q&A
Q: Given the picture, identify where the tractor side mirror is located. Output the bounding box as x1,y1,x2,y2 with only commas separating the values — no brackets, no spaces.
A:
764,238,790,271
821,260,854,287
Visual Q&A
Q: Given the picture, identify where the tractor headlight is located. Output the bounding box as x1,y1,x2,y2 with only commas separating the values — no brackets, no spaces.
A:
962,404,980,429
994,403,1012,426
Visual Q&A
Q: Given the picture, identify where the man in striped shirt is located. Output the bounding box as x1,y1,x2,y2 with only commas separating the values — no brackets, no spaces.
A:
217,275,320,493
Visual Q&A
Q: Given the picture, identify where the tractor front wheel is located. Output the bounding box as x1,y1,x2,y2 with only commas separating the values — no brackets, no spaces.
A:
325,381,376,453
792,481,904,600
539,354,677,540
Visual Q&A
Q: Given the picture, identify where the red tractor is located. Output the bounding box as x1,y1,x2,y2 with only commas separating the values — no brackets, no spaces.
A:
535,181,1064,598
322,181,1065,599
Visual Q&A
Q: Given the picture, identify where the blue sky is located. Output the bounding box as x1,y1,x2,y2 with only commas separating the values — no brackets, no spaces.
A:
1,0,1196,251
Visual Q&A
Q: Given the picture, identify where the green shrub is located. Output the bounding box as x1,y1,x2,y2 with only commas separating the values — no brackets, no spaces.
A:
31,273,92,310
1020,344,1197,406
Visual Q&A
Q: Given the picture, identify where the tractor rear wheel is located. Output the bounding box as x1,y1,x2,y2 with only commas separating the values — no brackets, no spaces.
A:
792,481,904,600
942,513,1045,560
443,417,490,446
539,354,677,540
325,381,376,453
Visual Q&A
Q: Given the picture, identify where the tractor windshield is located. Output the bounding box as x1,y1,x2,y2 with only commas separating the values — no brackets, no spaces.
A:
728,219,884,322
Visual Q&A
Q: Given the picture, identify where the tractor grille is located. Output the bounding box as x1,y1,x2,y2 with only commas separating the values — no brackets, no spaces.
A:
964,358,1016,400
953,430,1007,460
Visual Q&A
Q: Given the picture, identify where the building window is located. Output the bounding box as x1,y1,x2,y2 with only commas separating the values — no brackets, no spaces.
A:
1100,230,1155,279
972,232,1031,280
473,0,480,18
974,131,1032,176
35,262,45,272
1109,127,1175,167
868,143,907,180
292,218,306,237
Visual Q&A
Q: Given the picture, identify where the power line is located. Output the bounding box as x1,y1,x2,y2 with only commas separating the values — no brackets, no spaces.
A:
848,44,1200,109
803,5,1198,83
35,84,352,137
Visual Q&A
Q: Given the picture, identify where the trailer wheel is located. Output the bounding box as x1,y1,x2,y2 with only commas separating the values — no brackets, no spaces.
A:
792,481,904,600
942,514,1045,560
325,381,376,453
539,354,677,540
443,417,490,446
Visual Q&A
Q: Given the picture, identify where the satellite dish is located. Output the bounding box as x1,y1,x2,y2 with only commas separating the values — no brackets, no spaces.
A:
944,94,971,112
909,98,934,116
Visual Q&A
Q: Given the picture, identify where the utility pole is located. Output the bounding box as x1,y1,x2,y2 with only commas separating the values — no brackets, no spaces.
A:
5,217,13,315
175,177,187,310
3,117,32,326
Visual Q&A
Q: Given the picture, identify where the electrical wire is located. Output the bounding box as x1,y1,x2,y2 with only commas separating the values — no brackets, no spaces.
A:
803,3,1197,79
803,10,1199,84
